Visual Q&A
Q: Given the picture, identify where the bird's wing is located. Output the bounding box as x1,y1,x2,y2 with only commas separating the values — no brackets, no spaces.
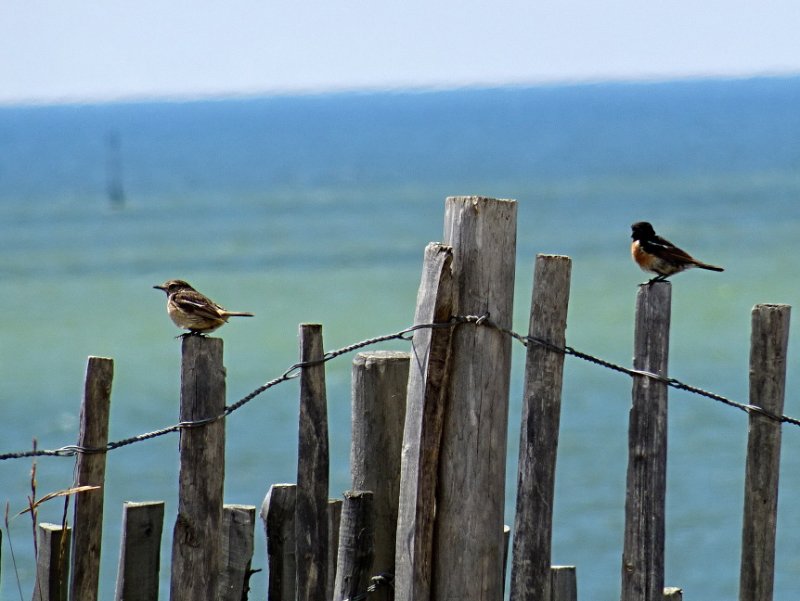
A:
642,235,697,263
173,291,225,319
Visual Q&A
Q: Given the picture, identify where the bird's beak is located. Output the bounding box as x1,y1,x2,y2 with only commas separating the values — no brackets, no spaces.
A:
154,284,166,291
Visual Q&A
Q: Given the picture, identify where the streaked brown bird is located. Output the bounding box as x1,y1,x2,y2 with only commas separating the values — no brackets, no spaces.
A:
631,221,724,284
154,279,254,334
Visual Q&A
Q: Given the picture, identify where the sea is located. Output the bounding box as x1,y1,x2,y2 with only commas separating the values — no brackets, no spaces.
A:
1,76,799,600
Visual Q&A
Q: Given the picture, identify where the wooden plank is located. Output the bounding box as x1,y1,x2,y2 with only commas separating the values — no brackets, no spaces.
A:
327,499,343,601
296,323,330,601
551,566,577,601
33,523,71,601
434,196,517,599
218,504,257,601
114,501,165,601
170,335,226,601
351,349,409,600
510,254,572,601
394,242,454,601
70,356,114,601
621,281,671,601
261,484,297,601
333,491,375,601
739,304,790,601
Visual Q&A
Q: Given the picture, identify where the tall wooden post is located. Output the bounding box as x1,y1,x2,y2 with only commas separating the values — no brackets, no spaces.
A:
394,243,454,601
296,324,329,601
170,336,226,601
621,281,671,601
739,304,790,601
434,196,517,599
510,255,572,600
70,356,113,601
351,350,409,601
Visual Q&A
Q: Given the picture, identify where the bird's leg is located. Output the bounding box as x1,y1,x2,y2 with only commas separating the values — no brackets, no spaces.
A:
641,274,669,287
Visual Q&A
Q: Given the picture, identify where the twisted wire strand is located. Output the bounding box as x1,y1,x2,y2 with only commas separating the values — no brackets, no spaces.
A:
1,313,797,462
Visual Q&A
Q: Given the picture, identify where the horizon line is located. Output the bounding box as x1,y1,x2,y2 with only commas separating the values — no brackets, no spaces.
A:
2,70,799,109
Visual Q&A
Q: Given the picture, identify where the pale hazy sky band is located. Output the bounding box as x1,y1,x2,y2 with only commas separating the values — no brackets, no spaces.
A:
2,0,799,104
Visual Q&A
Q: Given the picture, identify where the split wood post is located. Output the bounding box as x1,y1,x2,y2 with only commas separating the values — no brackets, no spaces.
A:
620,281,671,601
334,491,375,601
218,504,257,601
551,566,577,601
510,254,572,601
114,501,165,601
70,356,113,601
663,587,683,600
327,499,343,601
394,243,454,601
296,323,330,601
33,523,71,601
261,484,297,601
351,350,409,600
739,304,790,601
170,335,226,601
435,195,517,599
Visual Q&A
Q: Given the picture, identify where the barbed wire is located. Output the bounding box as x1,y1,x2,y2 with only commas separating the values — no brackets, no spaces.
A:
0,313,797,462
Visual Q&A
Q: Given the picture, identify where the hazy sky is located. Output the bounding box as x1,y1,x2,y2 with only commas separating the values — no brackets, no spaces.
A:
2,0,799,103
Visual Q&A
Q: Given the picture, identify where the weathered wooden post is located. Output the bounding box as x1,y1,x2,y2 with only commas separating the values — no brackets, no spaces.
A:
739,304,790,601
394,243,454,601
435,196,517,599
218,504,257,601
33,523,71,601
70,356,113,601
261,484,297,601
551,566,577,601
334,491,375,601
327,499,343,601
510,254,572,601
170,335,226,601
114,501,165,601
351,350,409,600
296,323,330,601
620,281,671,601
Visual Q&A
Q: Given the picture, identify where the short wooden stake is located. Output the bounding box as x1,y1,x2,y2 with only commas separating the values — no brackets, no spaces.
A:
394,243,454,601
351,350,409,600
621,281,671,601
114,501,165,601
551,566,577,601
217,504,257,601
261,484,297,601
33,523,71,601
70,356,113,601
334,491,375,601
327,499,343,601
510,254,572,601
170,335,226,601
296,323,330,601
435,196,517,600
739,304,790,601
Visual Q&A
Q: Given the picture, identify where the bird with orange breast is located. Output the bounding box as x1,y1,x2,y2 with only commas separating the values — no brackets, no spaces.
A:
631,221,723,284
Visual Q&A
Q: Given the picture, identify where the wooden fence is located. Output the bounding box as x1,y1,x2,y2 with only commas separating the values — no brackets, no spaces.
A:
12,196,792,601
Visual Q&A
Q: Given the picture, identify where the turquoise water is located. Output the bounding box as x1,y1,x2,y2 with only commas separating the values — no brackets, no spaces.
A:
1,77,800,599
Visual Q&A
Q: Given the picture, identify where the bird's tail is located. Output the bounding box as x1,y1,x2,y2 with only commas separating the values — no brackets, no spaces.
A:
694,261,724,272
224,311,255,317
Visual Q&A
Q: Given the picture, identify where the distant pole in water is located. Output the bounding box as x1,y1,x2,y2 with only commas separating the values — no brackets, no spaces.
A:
106,131,125,209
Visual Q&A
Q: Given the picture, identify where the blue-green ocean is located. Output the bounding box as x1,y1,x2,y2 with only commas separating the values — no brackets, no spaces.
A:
1,77,799,599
